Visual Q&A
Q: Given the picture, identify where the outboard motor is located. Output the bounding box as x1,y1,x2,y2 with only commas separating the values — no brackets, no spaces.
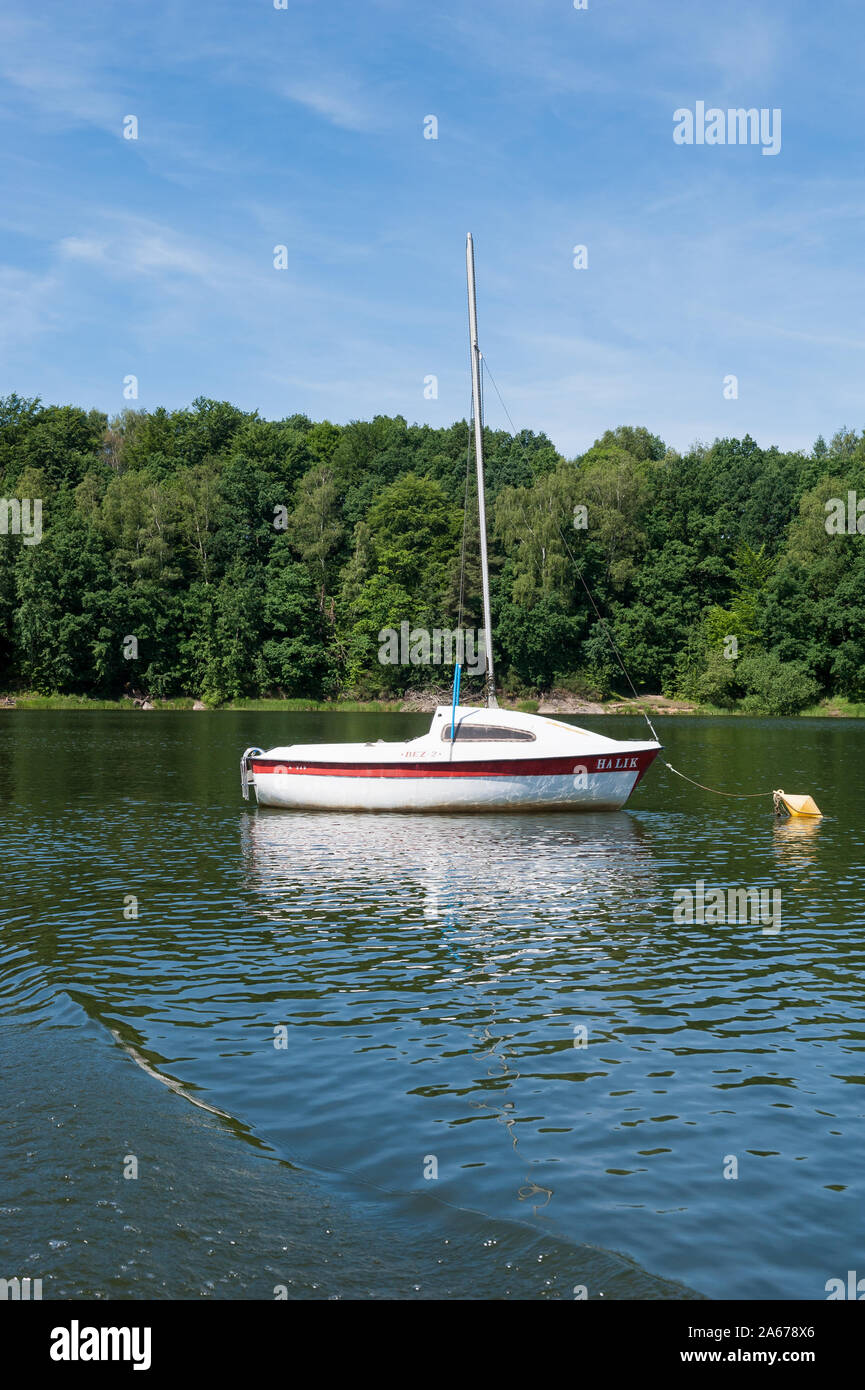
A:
240,747,263,801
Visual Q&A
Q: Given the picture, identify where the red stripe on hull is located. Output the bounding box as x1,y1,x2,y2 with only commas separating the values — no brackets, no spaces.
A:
251,750,660,779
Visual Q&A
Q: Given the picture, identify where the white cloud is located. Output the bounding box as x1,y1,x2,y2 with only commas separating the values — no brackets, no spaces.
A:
281,77,383,132
59,237,108,263
56,219,236,290
0,264,61,354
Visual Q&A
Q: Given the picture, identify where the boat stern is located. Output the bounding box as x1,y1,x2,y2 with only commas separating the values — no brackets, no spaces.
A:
240,747,264,801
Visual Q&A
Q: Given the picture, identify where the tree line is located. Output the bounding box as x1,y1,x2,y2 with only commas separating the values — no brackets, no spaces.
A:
0,393,862,714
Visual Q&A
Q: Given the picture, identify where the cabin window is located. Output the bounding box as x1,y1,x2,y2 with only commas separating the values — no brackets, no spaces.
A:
441,724,535,742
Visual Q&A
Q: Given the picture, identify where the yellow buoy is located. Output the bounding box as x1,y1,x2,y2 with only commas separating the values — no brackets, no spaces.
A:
773,790,822,818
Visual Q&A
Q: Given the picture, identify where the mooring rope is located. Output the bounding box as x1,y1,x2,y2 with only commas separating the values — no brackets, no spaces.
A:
481,356,663,743
664,762,775,799
478,359,801,811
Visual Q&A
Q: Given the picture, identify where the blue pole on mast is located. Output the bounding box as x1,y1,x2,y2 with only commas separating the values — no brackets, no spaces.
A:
451,663,461,744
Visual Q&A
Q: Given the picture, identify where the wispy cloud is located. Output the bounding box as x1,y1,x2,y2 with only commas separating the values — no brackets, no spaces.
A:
0,0,862,454
58,237,109,263
57,222,233,289
0,264,61,353
0,14,119,132
281,77,384,132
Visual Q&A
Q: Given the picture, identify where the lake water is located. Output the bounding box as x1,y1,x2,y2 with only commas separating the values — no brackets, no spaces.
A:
1,711,863,1300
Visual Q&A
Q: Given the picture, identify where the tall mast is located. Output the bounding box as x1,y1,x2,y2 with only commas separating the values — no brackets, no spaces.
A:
466,233,497,709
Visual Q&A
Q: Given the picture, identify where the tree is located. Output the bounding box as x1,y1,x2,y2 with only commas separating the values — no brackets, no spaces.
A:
290,465,344,614
495,462,579,607
0,398,861,711
260,538,333,696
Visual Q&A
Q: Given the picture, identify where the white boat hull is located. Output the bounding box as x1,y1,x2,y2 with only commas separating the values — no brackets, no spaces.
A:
243,707,660,813
250,766,647,812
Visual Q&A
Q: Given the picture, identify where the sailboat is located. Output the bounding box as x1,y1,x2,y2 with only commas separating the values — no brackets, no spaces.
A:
240,235,661,812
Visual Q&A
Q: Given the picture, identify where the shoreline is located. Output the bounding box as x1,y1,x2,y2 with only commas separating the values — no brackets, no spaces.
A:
1,691,862,719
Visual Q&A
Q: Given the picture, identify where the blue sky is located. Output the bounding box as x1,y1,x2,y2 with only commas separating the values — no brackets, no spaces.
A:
0,0,863,456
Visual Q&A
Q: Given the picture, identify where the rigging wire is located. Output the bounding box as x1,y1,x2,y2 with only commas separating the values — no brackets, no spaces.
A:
478,357,803,807
481,356,661,745
456,395,474,637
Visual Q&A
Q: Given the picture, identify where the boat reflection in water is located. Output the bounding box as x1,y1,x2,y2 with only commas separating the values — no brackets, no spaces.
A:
237,811,698,1295
240,806,661,1206
240,806,660,947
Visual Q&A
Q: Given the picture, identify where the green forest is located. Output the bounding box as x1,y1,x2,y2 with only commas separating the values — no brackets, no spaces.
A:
1,393,863,714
